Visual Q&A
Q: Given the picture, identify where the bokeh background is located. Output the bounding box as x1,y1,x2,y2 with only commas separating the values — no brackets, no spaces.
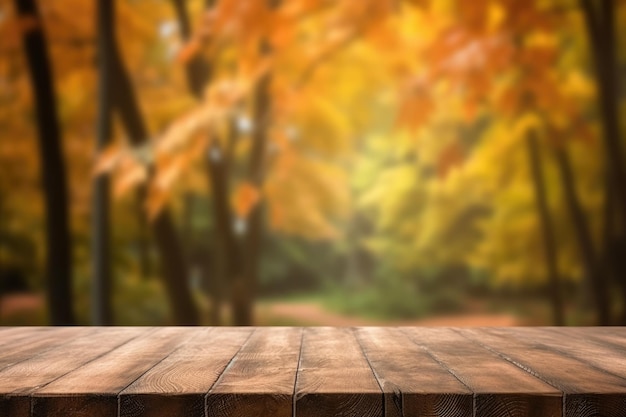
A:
1,0,625,326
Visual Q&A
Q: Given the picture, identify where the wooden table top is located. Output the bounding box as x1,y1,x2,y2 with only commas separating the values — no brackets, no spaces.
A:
0,327,625,417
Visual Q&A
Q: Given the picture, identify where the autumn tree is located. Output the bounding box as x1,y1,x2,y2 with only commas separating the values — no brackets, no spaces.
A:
14,0,75,325
98,0,373,325
103,0,200,325
526,129,564,325
91,0,114,325
170,0,231,325
581,0,626,323
83,0,622,326
384,0,618,324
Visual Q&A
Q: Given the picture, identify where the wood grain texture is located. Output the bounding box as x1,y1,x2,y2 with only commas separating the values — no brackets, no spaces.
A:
0,327,624,417
494,327,626,381
120,327,252,417
206,327,301,417
552,326,626,350
459,328,626,417
0,327,50,343
403,328,562,417
0,327,145,417
355,327,472,417
295,327,383,417
31,327,194,417
0,327,88,371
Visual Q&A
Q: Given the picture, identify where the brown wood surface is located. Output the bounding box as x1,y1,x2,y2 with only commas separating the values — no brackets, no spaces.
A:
355,327,472,417
552,326,626,349
404,328,562,417
0,327,144,417
31,327,193,417
121,327,252,417
206,327,301,417
459,328,626,417
0,327,88,370
0,327,624,417
295,327,383,417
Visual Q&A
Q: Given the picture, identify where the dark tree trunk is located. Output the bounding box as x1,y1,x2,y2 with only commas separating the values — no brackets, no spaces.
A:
581,0,626,322
205,140,238,325
526,131,564,325
602,171,626,324
234,0,281,322
234,71,272,326
172,0,273,325
554,146,610,325
172,0,233,325
92,0,115,325
613,237,626,324
182,192,195,245
172,0,210,98
106,11,199,325
136,198,152,280
15,0,76,325
581,0,625,219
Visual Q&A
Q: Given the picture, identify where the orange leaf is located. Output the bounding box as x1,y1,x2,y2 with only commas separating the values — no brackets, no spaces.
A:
232,182,261,218
113,157,147,198
437,143,465,179
154,154,185,190
145,185,170,221
93,143,122,176
396,79,434,133
268,202,285,229
177,39,201,64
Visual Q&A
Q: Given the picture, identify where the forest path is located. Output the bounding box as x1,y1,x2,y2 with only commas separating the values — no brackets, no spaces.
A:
258,301,521,326
0,293,522,326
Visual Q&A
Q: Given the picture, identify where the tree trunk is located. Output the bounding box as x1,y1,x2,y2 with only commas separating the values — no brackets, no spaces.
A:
554,146,610,325
172,0,234,325
581,0,626,322
136,198,152,280
92,0,115,325
107,10,199,325
234,70,272,326
526,131,564,325
602,171,626,324
15,0,76,325
172,0,273,325
172,0,211,98
205,141,237,325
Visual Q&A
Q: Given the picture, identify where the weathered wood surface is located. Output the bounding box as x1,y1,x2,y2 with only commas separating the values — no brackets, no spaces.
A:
0,327,625,417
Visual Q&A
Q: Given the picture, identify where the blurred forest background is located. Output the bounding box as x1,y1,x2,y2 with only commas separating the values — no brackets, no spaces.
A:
0,0,625,326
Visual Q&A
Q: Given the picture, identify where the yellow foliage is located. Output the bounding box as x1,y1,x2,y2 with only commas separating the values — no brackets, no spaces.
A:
264,150,349,240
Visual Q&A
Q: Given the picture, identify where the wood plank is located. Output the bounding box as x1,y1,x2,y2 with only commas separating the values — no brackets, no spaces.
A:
552,326,626,350
0,327,623,417
294,327,382,417
460,328,626,417
0,327,96,417
0,328,65,351
0,327,147,417
120,327,252,417
31,327,194,417
494,327,626,381
355,327,472,417
206,327,301,417
0,327,44,340
0,327,91,371
403,328,562,417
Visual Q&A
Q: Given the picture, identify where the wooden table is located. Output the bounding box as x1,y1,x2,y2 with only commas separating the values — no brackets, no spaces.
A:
0,327,625,417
